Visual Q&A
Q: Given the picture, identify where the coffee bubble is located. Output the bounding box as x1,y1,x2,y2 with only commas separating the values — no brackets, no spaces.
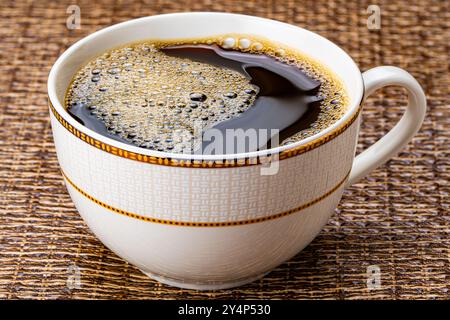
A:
221,37,236,49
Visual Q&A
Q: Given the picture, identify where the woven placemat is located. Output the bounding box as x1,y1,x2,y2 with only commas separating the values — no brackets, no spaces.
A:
0,0,448,300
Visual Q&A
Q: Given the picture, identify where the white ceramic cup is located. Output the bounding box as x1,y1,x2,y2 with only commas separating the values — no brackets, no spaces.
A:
48,12,426,290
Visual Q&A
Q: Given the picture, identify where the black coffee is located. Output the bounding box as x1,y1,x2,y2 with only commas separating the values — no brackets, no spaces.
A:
65,36,347,154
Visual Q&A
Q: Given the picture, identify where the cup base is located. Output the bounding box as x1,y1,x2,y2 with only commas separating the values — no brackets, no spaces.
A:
140,270,270,290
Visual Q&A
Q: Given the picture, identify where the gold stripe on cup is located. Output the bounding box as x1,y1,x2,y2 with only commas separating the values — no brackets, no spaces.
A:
61,169,350,227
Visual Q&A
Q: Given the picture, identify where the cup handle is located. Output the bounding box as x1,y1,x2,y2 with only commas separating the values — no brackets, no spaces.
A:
346,66,427,186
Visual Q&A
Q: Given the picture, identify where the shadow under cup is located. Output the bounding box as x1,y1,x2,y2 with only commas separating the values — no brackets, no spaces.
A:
48,12,364,290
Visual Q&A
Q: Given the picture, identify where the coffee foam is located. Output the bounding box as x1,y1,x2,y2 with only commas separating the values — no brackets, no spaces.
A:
65,35,348,152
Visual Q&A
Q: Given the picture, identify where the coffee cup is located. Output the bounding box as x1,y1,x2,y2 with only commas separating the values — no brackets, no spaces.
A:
48,12,426,290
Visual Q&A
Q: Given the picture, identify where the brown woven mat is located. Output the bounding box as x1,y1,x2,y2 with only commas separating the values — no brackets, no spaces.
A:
0,0,448,300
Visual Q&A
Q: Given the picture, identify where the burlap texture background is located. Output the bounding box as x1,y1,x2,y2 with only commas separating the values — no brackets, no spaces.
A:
0,0,448,299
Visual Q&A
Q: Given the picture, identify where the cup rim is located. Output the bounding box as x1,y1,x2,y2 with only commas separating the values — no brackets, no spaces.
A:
48,12,364,163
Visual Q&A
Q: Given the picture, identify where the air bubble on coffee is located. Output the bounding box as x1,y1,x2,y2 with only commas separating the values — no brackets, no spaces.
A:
65,34,348,154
